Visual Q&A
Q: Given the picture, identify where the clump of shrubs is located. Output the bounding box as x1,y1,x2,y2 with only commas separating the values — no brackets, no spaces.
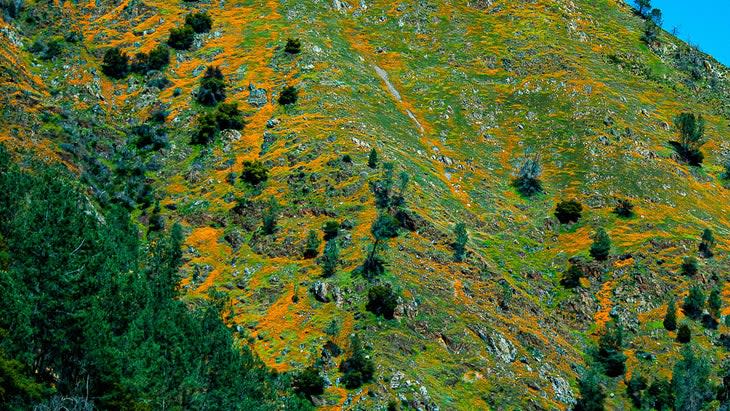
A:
613,198,634,217
560,263,583,288
554,199,582,224
167,25,195,50
284,38,301,54
185,12,212,33
366,283,398,319
30,36,64,61
293,366,325,402
512,155,543,196
196,66,226,106
190,102,244,145
339,336,375,389
680,256,698,276
279,85,299,105
130,45,170,74
240,160,268,186
101,47,129,79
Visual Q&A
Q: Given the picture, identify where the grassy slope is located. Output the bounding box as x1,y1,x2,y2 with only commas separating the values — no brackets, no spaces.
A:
1,0,729,409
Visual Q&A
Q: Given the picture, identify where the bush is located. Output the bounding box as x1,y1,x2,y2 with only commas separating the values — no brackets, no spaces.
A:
240,160,268,185
303,230,321,259
185,12,212,33
214,102,244,130
101,47,129,79
613,198,634,217
284,38,301,54
663,298,677,331
339,336,374,389
366,284,398,319
262,197,279,235
708,288,722,318
147,45,170,71
560,264,583,288
279,85,299,105
197,66,226,106
589,228,611,261
452,222,468,262
574,371,605,411
683,285,705,319
676,323,691,343
367,148,378,169
293,366,324,400
672,112,707,166
319,240,339,277
167,25,195,50
698,228,714,258
512,155,543,196
554,199,582,224
30,37,64,61
626,373,647,408
191,112,218,145
594,320,626,377
322,221,339,241
680,256,698,276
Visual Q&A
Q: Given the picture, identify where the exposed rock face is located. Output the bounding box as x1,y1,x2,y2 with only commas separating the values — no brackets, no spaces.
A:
247,83,268,107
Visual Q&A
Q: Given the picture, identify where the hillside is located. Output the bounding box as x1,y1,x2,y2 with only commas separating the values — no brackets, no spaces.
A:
1,0,729,409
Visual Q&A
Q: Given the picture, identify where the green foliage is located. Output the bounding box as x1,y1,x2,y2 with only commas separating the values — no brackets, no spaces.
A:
672,345,712,411
214,102,245,130
339,336,375,389
683,285,705,319
293,366,324,401
646,378,674,411
642,19,660,45
613,198,634,218
279,86,299,105
197,66,227,106
101,47,129,79
147,45,171,71
672,112,707,166
676,323,691,343
185,12,212,33
371,214,400,241
322,221,340,241
708,288,722,318
452,222,468,262
303,230,321,259
241,160,269,186
634,0,651,16
0,147,310,410
30,36,64,61
589,228,611,261
167,25,195,50
284,38,301,54
626,372,647,408
367,148,378,169
191,112,218,145
699,228,714,258
512,155,543,197
320,240,339,277
594,320,626,377
371,162,395,208
681,256,699,276
574,370,605,411
262,196,279,235
560,264,583,289
366,284,398,319
663,298,677,331
554,199,582,224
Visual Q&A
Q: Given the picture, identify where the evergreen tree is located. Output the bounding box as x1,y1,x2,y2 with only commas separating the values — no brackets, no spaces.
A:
322,220,339,241
594,320,626,377
676,323,691,343
708,287,722,318
367,148,378,169
262,196,279,235
574,370,605,411
303,230,321,259
634,0,651,17
147,45,170,71
452,222,468,262
197,66,226,106
681,256,699,276
185,11,212,33
512,155,543,196
366,283,398,319
673,112,707,165
339,335,375,389
284,38,301,54
279,85,299,105
683,285,705,319
101,47,129,79
167,25,195,50
554,199,582,224
698,228,715,258
560,264,583,289
363,214,399,278
663,298,677,331
320,240,339,277
672,345,712,411
626,372,647,408
589,228,611,261
647,378,674,411
240,160,269,185
293,366,325,401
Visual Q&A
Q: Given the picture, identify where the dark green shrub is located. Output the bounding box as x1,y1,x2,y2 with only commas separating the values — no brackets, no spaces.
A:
167,25,195,50
574,371,605,411
322,221,339,241
279,85,298,105
512,155,543,197
699,228,714,258
594,320,626,377
214,102,244,130
683,285,705,319
197,66,226,106
339,336,374,389
663,298,677,331
284,38,301,54
709,288,722,318
646,378,673,411
560,264,583,288
147,45,170,70
366,284,398,319
452,222,468,262
681,256,698,276
303,230,321,259
30,37,64,61
367,148,378,169
319,240,339,277
185,12,212,33
589,228,611,261
671,112,707,166
626,373,647,408
191,112,218,145
240,160,268,185
101,47,129,79
672,345,712,411
613,198,634,217
554,199,582,224
262,196,279,235
293,366,324,400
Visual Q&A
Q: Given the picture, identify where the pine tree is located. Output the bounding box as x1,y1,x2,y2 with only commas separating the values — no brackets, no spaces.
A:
320,239,339,277
708,287,722,318
676,323,691,343
339,335,375,389
699,228,715,258
673,112,707,165
574,370,606,411
681,256,699,276
594,320,626,377
101,47,129,79
367,148,378,169
363,214,399,278
683,285,705,319
452,222,468,262
672,345,712,411
589,228,611,261
663,298,677,331
303,230,321,259
262,196,279,235
512,155,543,196
560,264,583,289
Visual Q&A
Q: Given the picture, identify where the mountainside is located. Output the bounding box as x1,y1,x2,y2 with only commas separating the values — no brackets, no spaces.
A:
1,0,729,409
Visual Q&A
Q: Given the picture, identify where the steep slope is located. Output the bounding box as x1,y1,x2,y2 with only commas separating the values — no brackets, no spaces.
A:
1,0,729,409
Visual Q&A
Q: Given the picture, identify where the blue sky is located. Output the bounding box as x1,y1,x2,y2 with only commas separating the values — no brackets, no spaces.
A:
652,0,730,66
